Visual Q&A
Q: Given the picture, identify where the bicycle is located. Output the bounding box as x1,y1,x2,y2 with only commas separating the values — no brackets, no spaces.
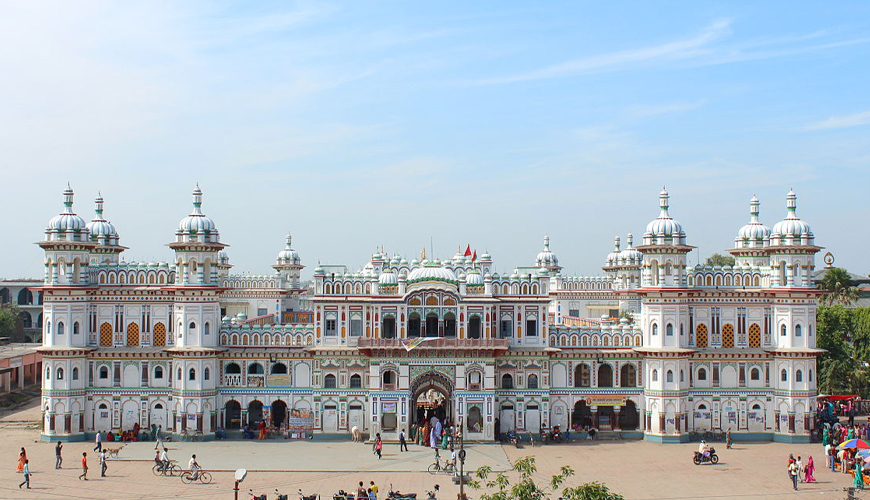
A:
152,460,183,477
428,458,456,475
180,468,213,484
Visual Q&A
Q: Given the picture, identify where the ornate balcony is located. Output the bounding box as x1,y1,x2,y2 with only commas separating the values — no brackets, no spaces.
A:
223,374,243,386
356,337,509,356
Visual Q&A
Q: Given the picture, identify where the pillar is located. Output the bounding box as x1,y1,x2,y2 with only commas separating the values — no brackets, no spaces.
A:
613,408,621,430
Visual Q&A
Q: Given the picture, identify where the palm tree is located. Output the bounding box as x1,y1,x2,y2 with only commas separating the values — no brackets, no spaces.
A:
817,268,861,306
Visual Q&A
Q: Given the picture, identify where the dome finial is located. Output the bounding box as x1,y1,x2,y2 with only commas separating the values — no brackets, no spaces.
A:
749,195,760,221
613,236,620,251
62,184,74,212
286,233,292,247
786,189,797,217
94,194,104,217
659,187,669,214
544,235,550,249
626,233,634,247
191,185,203,214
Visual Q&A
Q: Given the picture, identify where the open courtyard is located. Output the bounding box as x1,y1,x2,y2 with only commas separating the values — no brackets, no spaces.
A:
0,403,861,500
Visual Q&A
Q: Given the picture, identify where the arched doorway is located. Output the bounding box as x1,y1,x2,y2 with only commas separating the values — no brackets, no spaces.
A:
322,403,339,432
598,405,614,430
410,372,453,426
500,403,515,433
443,312,456,337
572,400,592,429
271,400,287,429
94,402,111,432
121,400,139,430
526,403,541,433
382,317,396,339
348,403,364,432
598,364,613,387
248,400,263,427
468,316,481,339
620,364,637,387
620,400,639,430
150,402,168,429
408,313,421,338
426,313,439,337
225,400,241,429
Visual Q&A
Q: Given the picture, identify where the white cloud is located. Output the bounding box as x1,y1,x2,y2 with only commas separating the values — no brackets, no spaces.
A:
802,110,870,131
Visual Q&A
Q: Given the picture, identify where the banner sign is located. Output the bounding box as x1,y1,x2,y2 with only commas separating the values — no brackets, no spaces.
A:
584,395,628,407
382,402,397,413
287,409,314,439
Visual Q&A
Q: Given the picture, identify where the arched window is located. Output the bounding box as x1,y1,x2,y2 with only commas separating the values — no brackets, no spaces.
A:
666,324,673,336
154,366,164,379
574,364,590,388
57,322,65,335
795,324,802,337
652,369,658,382
45,367,51,380
796,370,803,382
652,323,658,336
73,322,80,335
680,369,684,382
780,324,787,336
247,363,264,375
57,367,64,380
189,321,196,332
99,366,108,379
72,367,79,380
781,369,787,382
225,363,241,374
527,374,539,389
204,323,210,335
204,367,210,381
188,368,196,381
750,367,760,380
177,368,182,380
324,374,337,388
697,368,707,381
350,374,362,388
809,369,813,382
501,374,514,389
666,370,673,383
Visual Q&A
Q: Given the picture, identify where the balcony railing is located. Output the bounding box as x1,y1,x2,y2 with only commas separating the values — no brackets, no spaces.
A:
357,338,509,349
223,374,243,386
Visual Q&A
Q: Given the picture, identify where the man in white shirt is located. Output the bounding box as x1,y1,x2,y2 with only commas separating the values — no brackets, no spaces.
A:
189,454,201,479
160,448,170,472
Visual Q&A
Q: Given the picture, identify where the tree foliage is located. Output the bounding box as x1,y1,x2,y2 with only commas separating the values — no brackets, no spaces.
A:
0,304,21,340
817,305,870,396
817,268,860,306
470,456,623,500
703,253,736,267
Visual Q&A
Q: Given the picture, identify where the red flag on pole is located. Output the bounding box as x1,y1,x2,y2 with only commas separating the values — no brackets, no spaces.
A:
464,245,472,257
472,250,477,262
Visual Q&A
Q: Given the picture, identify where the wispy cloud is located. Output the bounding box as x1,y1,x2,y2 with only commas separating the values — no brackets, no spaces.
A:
471,19,732,85
802,110,870,131
626,100,707,119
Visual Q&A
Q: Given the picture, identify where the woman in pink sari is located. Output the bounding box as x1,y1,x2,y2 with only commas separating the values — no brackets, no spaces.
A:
804,456,816,483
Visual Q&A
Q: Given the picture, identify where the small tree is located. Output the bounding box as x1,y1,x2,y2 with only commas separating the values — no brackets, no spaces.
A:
0,304,21,340
470,456,623,500
703,253,735,267
817,268,860,306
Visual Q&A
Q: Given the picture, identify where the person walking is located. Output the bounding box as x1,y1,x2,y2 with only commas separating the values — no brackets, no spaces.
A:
55,441,63,469
788,459,799,490
399,429,408,452
726,428,732,449
805,456,816,483
18,459,30,489
94,432,102,453
17,447,26,473
154,425,163,450
100,449,108,477
375,433,383,459
854,457,865,490
79,452,88,480
796,456,804,483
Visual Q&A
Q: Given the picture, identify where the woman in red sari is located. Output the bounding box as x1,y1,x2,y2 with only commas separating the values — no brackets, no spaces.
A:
804,456,816,483
258,420,267,440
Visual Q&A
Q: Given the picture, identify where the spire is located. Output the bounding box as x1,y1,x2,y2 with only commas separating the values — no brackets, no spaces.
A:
285,233,292,248
785,189,797,218
62,184,75,213
94,193,105,219
626,233,634,247
543,235,550,249
191,185,203,215
658,187,670,217
749,195,760,222
613,236,621,251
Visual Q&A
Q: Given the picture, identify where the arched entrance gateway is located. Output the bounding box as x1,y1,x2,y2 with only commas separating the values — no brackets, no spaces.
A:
410,372,453,427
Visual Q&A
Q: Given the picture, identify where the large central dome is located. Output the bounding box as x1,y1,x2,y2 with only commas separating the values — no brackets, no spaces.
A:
407,264,458,284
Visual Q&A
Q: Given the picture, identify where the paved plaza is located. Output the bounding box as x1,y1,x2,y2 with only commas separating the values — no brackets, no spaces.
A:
0,403,861,500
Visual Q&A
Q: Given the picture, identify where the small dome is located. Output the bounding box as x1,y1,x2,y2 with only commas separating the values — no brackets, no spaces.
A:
46,185,89,242
643,188,686,245
276,233,301,265
770,190,814,246
379,268,398,285
480,251,492,261
618,233,642,265
86,194,120,246
176,185,219,243
535,236,559,268
605,236,621,266
466,269,484,286
735,196,771,248
407,265,458,284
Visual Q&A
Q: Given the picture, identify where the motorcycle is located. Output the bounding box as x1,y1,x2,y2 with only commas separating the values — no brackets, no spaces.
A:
388,484,417,500
693,447,719,465
249,490,268,500
274,489,288,500
298,489,319,500
425,485,440,500
333,491,354,500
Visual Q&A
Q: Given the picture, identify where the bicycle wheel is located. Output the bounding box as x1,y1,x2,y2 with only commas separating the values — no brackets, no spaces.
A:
428,463,440,474
169,464,183,476
198,472,212,484
152,464,162,476
445,464,456,475
181,471,194,484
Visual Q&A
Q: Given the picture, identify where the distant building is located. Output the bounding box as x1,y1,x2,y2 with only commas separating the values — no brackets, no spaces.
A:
37,186,820,443
0,279,44,342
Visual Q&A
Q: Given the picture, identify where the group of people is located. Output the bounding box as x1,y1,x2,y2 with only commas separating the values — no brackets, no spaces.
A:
786,454,816,490
409,416,460,450
15,443,110,488
336,480,381,500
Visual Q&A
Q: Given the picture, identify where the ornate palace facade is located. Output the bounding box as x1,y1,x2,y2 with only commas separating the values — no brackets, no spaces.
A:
37,186,821,443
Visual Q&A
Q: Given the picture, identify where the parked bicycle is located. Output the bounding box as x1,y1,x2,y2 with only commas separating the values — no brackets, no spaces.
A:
428,457,456,475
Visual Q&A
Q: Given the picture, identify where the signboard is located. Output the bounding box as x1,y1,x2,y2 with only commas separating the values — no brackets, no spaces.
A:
382,402,397,413
287,409,314,439
584,395,628,407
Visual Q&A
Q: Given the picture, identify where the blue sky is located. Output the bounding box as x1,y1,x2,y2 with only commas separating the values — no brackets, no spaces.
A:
2,1,869,278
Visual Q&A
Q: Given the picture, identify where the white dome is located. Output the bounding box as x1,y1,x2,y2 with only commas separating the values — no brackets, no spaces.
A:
735,196,771,248
643,188,686,245
46,186,89,242
176,186,219,243
86,194,119,246
618,233,642,265
535,236,559,268
605,236,621,266
466,269,484,286
379,269,398,285
276,233,301,265
770,190,814,246
407,265,458,284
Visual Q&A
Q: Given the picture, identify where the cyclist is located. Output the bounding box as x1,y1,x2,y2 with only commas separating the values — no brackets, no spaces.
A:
188,454,201,479
449,447,457,469
159,447,170,472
